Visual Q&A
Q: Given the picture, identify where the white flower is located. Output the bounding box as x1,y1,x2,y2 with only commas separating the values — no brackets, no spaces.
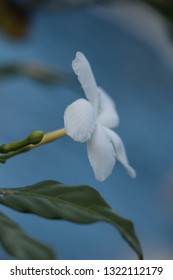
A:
64,51,136,181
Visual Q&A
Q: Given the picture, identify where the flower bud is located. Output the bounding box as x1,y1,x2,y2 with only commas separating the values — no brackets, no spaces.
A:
27,131,44,145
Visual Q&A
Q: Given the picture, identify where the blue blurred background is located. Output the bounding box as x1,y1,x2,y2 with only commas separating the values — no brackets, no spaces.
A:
0,1,173,259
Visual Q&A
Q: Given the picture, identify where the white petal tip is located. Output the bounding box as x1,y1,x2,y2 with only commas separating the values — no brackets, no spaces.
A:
72,52,88,79
95,174,109,182
72,52,85,67
128,167,136,178
91,164,112,182
76,51,84,57
95,166,136,181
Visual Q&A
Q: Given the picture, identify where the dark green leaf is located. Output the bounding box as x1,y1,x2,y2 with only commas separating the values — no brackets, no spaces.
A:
0,180,143,259
0,211,55,260
0,1,29,38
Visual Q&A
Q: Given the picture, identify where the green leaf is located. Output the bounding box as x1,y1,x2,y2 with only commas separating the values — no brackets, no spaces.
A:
0,180,143,259
0,211,55,260
0,63,68,85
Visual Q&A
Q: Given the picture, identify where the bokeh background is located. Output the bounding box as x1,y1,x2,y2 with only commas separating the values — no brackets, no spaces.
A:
0,0,173,259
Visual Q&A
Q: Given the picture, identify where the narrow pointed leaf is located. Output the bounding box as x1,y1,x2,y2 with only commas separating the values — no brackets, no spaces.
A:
0,211,55,260
0,180,143,259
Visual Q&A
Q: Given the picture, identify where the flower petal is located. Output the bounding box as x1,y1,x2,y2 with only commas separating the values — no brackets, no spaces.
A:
87,123,116,181
64,98,96,142
105,128,136,178
72,51,99,112
97,87,119,128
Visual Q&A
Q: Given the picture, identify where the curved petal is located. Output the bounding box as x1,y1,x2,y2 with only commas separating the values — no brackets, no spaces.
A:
97,87,119,128
64,98,96,142
105,128,136,178
87,123,116,181
72,51,99,112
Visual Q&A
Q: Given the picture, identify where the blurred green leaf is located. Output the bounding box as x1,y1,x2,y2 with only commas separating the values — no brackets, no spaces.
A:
142,0,173,21
29,0,115,10
0,63,68,85
0,211,55,259
0,180,143,259
0,0,30,38
0,65,21,76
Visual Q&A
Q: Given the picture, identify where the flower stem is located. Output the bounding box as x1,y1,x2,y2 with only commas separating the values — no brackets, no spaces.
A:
0,128,66,162
32,128,66,147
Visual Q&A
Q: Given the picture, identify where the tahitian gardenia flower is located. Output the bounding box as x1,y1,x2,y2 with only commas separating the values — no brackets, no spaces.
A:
64,51,136,181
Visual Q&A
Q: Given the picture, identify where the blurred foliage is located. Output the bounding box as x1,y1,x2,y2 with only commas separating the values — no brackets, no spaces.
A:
1,0,173,39
142,0,173,24
0,0,31,38
0,63,69,85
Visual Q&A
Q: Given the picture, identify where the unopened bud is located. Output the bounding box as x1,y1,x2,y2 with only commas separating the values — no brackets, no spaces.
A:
27,131,44,145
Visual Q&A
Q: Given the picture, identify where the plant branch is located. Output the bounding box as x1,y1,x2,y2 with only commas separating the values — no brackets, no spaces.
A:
0,128,66,162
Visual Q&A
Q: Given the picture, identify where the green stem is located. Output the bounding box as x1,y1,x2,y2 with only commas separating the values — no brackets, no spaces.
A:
0,128,66,162
0,131,44,153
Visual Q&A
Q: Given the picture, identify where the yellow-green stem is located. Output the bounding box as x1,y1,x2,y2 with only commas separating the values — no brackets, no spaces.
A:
30,128,66,149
